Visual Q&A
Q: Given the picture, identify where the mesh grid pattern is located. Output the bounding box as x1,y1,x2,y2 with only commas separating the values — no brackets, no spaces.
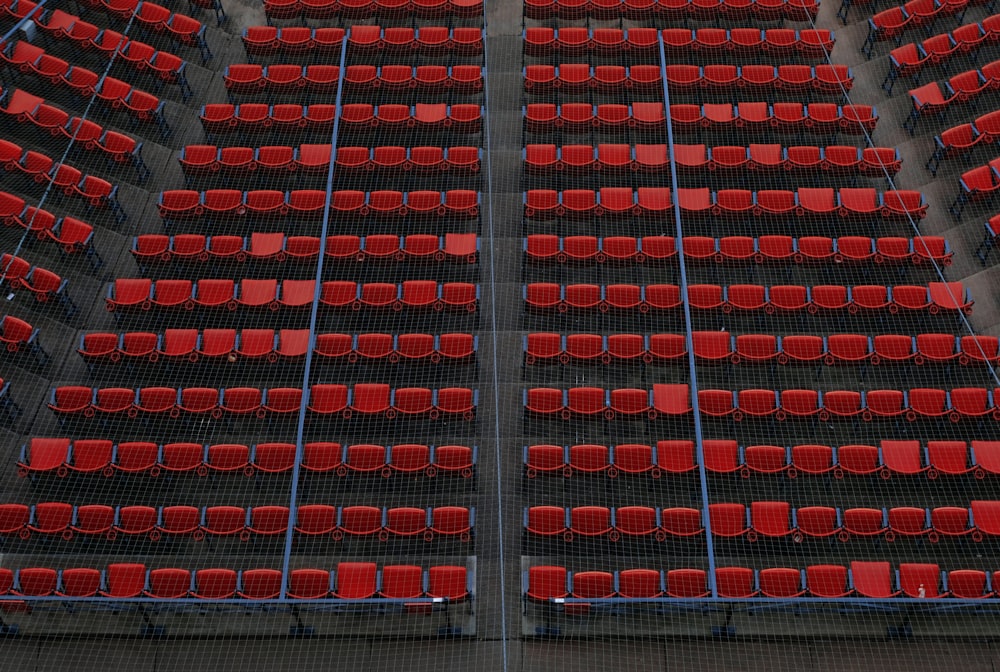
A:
0,0,999,667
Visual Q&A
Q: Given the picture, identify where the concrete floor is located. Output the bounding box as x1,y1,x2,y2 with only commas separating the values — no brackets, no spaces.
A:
5,635,1000,671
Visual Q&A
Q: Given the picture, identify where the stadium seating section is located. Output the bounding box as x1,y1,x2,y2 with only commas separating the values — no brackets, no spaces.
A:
2,0,1000,646
0,0,482,632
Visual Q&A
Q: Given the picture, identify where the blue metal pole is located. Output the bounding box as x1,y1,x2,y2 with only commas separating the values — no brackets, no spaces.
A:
278,32,350,598
657,31,717,597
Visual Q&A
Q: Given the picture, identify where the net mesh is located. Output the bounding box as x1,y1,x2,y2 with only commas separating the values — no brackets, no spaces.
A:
0,0,999,667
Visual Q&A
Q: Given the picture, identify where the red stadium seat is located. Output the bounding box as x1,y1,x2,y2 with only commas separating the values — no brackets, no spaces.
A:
888,508,930,541
760,568,805,598
852,561,899,598
838,444,883,477
717,567,758,598
797,506,840,540
526,506,568,539
948,570,991,598
844,508,887,538
526,566,567,601
667,569,709,598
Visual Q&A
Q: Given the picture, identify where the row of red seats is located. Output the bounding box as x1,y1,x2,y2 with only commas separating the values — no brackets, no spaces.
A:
0,89,149,182
6,67,163,139
263,0,483,20
524,27,834,58
525,384,999,422
0,255,73,314
0,194,99,258
334,146,481,173
0,563,469,600
524,282,970,315
224,64,483,98
524,502,1000,542
0,503,474,542
0,40,168,132
927,110,1000,174
179,145,481,179
884,19,1000,93
905,65,1000,134
157,189,479,220
863,0,968,59
0,0,45,23
157,188,301,220
0,149,123,224
523,0,818,20
0,143,119,208
106,279,479,313
243,26,344,57
79,330,476,363
345,24,482,53
524,63,852,95
30,10,192,98
524,234,949,265
132,233,479,266
181,143,334,177
200,102,483,137
78,0,203,32
19,438,475,478
526,563,994,600
49,384,478,419
700,439,1000,478
243,26,484,59
523,439,1000,479
524,331,990,367
524,187,926,220
525,144,900,176
73,0,211,61
524,102,878,135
